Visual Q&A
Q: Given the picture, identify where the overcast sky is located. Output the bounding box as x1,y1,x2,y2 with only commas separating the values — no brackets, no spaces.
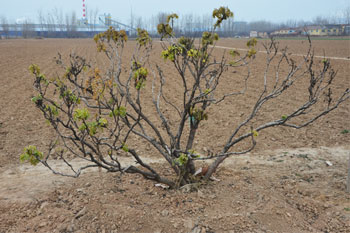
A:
0,0,349,24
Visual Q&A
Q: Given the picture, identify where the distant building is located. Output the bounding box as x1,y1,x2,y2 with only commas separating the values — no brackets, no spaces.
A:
325,25,343,36
258,32,268,38
304,25,324,36
304,25,343,36
249,31,269,38
271,28,301,36
250,31,258,38
270,24,349,37
342,24,350,35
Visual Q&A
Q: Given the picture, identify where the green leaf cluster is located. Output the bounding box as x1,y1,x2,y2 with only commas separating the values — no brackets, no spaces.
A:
94,27,128,52
83,121,98,135
94,27,128,44
246,38,258,47
136,28,151,47
247,48,257,58
37,74,49,85
134,67,148,80
96,43,106,52
322,58,329,64
187,48,209,63
29,64,49,86
178,36,193,51
229,50,240,57
109,106,127,118
158,14,178,39
74,108,90,121
29,64,40,75
133,66,148,90
59,89,80,105
161,45,183,62
79,118,108,136
251,129,259,137
98,118,108,127
187,49,199,58
87,121,98,135
202,31,219,47
175,153,188,166
122,143,129,152
63,67,72,79
31,94,43,105
157,23,174,39
189,107,208,122
45,104,59,116
341,129,349,134
212,7,234,28
20,145,43,166
204,89,211,95
167,14,179,24
246,38,258,58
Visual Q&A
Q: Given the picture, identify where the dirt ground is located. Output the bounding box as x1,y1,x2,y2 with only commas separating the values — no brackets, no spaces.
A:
0,37,349,232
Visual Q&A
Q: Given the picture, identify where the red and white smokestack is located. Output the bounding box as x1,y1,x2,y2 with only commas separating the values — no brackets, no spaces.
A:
82,0,86,19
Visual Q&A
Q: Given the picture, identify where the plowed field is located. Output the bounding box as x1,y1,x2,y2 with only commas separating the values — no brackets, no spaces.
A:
0,38,349,232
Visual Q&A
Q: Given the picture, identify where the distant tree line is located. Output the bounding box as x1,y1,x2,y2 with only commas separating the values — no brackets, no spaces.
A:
0,7,100,39
1,6,350,39
137,7,350,37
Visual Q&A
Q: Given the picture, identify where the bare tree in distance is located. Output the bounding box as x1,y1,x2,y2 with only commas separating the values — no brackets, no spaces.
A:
249,20,277,33
313,15,330,26
21,19,35,38
86,5,93,31
46,12,56,37
53,8,65,33
12,22,18,38
157,12,168,25
92,8,99,31
201,13,214,31
129,8,135,36
343,6,350,25
37,9,46,34
65,11,78,38
23,7,350,189
136,16,143,30
0,16,10,38
86,6,99,32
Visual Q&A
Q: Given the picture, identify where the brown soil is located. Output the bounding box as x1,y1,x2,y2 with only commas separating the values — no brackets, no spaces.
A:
0,38,349,233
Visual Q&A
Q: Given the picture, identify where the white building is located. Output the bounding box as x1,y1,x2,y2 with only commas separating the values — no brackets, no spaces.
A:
250,31,258,38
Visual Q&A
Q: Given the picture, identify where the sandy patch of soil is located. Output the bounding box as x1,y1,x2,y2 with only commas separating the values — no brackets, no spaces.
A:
0,146,349,232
